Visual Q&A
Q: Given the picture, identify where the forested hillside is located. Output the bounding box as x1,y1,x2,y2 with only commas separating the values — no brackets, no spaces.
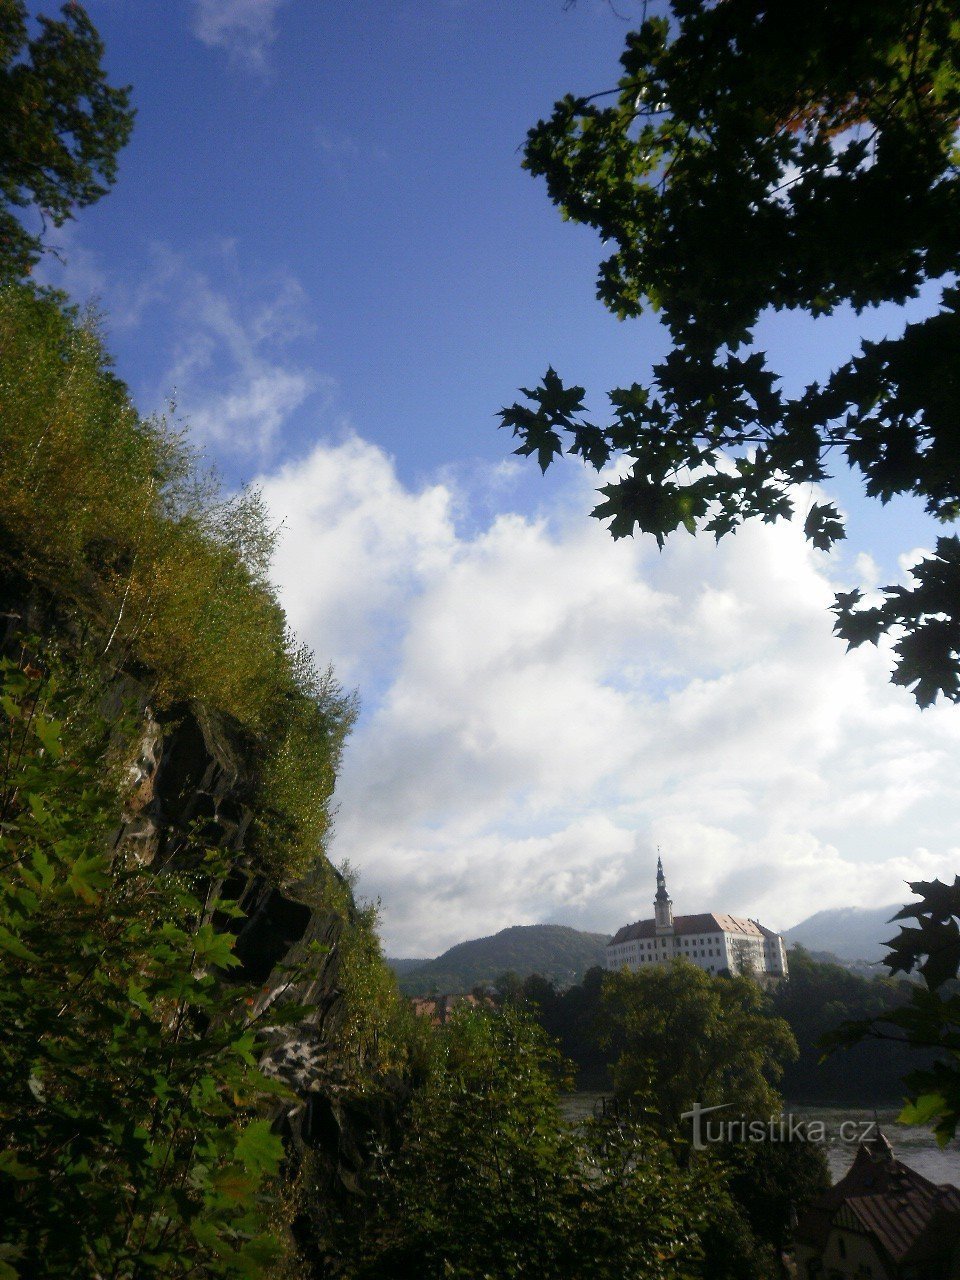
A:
394,923,609,995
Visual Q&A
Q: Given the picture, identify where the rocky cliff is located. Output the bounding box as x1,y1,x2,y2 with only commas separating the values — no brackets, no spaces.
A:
1,583,399,1212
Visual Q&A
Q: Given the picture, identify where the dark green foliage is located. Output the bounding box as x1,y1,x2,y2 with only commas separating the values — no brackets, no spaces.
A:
0,662,295,1278
713,1137,830,1265
0,1,134,278
332,1005,711,1280
526,952,937,1108
602,962,797,1135
521,964,832,1279
501,0,960,706
0,284,356,882
825,879,960,1144
523,965,829,1278
772,947,926,1104
396,923,609,995
519,965,616,1087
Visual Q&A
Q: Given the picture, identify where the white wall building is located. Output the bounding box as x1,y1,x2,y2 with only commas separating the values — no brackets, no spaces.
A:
605,858,788,980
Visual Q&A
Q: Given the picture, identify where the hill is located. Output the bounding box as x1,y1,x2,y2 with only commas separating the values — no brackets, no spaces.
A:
387,958,430,976
784,904,902,963
392,924,610,995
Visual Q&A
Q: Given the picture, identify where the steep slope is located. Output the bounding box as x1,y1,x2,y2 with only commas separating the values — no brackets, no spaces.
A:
0,285,413,1266
395,924,610,995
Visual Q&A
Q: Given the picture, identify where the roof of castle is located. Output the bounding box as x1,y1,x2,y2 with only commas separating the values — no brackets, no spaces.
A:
608,912,769,946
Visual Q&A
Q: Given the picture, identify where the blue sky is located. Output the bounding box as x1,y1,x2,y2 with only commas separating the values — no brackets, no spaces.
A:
42,0,960,954
60,1,650,481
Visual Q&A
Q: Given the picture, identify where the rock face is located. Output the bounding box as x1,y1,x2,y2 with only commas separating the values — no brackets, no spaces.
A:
122,700,358,1127
2,588,378,1196
121,698,407,1212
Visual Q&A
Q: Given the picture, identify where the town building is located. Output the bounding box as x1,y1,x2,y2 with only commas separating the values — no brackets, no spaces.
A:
794,1127,960,1279
604,858,788,979
409,993,486,1026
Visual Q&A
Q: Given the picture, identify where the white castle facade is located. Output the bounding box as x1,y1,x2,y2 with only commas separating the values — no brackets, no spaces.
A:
605,858,788,979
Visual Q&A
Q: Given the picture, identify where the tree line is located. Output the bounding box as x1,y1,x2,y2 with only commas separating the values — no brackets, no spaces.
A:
504,949,934,1105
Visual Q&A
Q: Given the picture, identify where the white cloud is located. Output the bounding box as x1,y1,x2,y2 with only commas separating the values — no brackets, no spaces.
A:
190,0,288,71
36,237,323,456
140,246,324,454
259,434,456,687
259,439,960,956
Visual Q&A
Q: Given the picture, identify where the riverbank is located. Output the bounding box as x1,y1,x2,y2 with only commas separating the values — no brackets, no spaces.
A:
561,1094,959,1186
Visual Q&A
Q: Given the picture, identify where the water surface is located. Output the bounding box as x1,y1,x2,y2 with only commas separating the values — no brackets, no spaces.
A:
562,1094,960,1186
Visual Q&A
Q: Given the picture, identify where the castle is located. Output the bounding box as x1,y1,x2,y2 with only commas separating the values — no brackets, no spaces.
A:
605,858,788,979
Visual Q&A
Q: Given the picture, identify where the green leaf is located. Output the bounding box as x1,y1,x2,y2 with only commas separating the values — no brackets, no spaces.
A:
193,923,241,970
66,851,111,903
0,1151,39,1180
233,1119,283,1179
0,925,41,964
899,1091,948,1126
33,716,63,758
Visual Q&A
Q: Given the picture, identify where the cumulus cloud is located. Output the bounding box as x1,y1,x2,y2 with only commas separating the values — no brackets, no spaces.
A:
259,438,960,956
190,0,289,71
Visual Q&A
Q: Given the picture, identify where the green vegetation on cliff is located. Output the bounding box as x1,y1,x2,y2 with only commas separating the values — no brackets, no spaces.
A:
0,663,293,1277
0,283,356,883
0,284,421,1274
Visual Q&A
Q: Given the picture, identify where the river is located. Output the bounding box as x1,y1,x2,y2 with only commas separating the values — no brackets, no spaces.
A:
561,1094,960,1186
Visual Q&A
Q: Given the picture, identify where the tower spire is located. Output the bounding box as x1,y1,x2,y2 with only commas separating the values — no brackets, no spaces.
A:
654,853,674,935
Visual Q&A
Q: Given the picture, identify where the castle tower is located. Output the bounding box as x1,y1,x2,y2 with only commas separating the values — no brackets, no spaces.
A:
654,855,674,936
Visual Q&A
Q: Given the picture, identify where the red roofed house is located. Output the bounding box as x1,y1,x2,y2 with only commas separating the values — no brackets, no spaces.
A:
409,993,485,1026
794,1127,960,1279
605,857,788,979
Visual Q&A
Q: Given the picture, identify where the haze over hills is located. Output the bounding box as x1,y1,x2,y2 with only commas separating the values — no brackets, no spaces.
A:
390,924,610,996
784,904,901,963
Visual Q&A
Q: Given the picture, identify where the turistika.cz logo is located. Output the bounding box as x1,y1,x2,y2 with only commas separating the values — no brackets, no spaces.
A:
679,1103,881,1151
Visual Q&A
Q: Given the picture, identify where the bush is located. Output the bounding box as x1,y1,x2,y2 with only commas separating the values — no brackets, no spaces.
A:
0,660,300,1278
339,1005,710,1280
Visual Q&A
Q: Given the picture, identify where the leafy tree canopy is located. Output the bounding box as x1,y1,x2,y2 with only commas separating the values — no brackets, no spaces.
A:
0,1,134,278
339,1004,712,1280
500,0,960,707
602,961,797,1135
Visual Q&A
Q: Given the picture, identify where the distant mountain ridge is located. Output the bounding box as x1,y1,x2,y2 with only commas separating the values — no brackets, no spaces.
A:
784,904,902,962
389,924,610,996
386,958,430,976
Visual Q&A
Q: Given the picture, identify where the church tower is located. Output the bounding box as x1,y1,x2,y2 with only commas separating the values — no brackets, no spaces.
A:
654,856,674,936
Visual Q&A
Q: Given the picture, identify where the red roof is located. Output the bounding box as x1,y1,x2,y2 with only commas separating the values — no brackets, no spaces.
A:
410,993,484,1025
608,912,766,945
796,1136,960,1267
